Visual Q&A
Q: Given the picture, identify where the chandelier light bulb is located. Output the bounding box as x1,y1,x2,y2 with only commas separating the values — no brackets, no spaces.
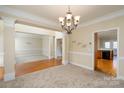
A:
59,17,64,22
66,13,72,20
74,16,80,21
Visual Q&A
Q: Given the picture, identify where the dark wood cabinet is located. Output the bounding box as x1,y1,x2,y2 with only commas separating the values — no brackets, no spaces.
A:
96,50,113,60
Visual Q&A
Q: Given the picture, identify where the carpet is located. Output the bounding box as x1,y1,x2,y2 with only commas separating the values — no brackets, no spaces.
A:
0,64,124,88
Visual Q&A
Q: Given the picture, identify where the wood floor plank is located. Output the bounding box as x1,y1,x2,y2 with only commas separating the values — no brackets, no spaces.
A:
0,67,4,80
0,58,62,80
95,59,116,76
15,58,62,77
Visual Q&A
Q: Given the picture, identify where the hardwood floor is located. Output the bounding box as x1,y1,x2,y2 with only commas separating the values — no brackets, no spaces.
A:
0,58,62,80
95,57,117,76
0,67,4,80
16,58,62,77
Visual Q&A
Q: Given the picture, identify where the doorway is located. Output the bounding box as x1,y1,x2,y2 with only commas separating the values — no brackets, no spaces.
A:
0,20,4,80
56,39,63,61
15,32,62,77
94,28,118,76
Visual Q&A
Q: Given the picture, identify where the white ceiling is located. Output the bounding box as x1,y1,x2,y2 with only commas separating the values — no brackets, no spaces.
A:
3,5,124,30
98,30,117,40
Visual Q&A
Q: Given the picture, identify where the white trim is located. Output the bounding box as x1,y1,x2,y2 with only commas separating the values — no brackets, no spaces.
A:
1,6,124,30
15,48,42,51
2,16,16,28
15,24,62,37
4,72,15,81
69,51,92,56
0,52,4,56
92,27,119,77
16,54,48,57
0,6,59,30
119,57,124,60
70,62,93,71
62,60,69,65
0,52,4,66
117,76,124,80
79,9,124,28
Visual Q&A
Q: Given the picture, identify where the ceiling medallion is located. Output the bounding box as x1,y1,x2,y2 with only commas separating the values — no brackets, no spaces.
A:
59,6,80,34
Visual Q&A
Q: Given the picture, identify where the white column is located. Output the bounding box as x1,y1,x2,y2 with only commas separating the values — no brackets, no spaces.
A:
2,17,16,81
62,33,69,65
0,20,4,66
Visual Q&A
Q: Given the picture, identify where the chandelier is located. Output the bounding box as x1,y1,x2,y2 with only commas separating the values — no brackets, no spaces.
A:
59,6,80,34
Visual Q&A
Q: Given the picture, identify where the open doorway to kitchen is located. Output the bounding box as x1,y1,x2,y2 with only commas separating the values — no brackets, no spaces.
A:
94,29,118,77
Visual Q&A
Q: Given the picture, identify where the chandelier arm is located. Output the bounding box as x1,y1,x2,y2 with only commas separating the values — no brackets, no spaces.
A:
59,5,80,34
68,5,70,12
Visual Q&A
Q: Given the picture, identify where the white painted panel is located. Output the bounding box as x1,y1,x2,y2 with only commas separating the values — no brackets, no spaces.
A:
69,51,93,70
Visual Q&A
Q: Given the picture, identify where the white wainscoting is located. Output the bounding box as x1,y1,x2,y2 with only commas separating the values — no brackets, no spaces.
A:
15,48,49,64
69,51,93,70
0,52,4,66
117,56,124,80
70,62,93,70
15,48,49,57
69,51,92,56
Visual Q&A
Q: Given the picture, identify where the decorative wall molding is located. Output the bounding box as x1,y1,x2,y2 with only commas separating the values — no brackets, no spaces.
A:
70,62,93,71
15,48,49,57
69,51,93,70
69,51,92,56
16,54,46,57
15,48,42,51
1,6,124,30
0,6,59,30
2,16,16,28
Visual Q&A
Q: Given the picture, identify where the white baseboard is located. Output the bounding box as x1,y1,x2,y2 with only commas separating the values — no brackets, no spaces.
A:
62,60,69,65
4,72,15,81
49,56,54,59
70,62,93,71
117,76,124,80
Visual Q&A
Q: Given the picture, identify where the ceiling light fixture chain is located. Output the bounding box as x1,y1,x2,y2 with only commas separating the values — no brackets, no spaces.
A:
59,5,80,34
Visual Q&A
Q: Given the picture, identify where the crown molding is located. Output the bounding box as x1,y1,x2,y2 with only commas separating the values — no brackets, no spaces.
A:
0,6,59,31
1,6,124,31
78,9,124,29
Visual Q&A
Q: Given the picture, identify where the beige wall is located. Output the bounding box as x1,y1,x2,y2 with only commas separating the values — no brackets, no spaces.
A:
99,38,117,49
0,20,4,66
15,35,42,57
69,16,124,77
15,24,62,59
15,33,52,58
